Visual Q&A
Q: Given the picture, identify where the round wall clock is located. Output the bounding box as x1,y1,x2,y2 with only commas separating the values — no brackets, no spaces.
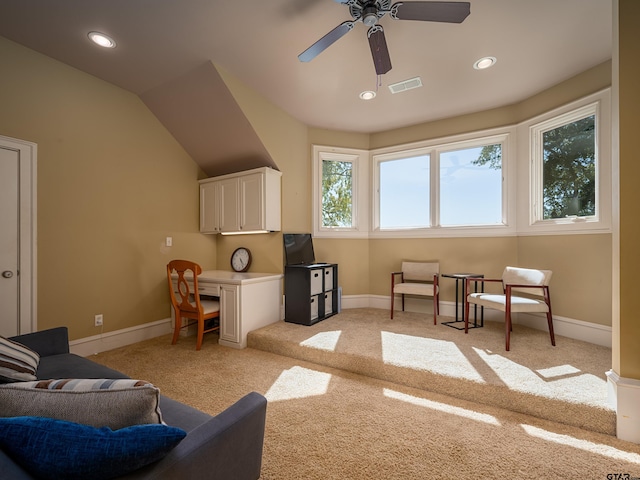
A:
231,247,252,272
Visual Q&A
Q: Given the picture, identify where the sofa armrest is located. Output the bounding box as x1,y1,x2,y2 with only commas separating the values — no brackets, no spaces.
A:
124,391,267,480
9,327,70,357
0,449,33,479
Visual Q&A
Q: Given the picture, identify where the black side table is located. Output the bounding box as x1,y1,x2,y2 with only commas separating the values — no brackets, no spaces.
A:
440,273,484,330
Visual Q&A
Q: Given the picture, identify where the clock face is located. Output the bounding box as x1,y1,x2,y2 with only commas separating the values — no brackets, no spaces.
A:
231,247,252,272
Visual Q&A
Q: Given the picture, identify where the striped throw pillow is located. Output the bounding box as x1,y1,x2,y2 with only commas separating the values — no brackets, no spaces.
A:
0,336,39,383
0,378,164,429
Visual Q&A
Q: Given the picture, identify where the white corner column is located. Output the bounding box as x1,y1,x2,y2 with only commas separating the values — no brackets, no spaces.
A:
607,370,640,443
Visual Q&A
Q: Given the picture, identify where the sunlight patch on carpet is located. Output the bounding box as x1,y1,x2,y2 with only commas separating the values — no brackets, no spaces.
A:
473,347,610,407
521,424,640,464
384,388,501,426
300,330,342,351
265,366,332,402
536,364,581,379
381,331,484,382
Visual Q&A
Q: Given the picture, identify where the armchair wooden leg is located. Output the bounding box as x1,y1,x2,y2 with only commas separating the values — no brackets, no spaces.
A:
390,292,395,319
547,311,556,346
433,297,437,325
505,311,511,351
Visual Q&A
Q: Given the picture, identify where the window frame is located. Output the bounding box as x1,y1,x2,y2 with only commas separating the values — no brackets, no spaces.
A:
312,145,369,238
371,128,516,238
311,89,611,239
518,89,611,235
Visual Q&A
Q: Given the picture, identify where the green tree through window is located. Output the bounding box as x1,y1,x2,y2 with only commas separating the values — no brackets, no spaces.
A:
474,115,595,220
322,160,353,227
541,115,595,219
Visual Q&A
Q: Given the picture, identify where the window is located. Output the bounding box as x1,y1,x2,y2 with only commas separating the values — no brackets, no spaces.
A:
440,144,503,226
373,132,510,236
379,155,430,229
529,99,607,229
312,146,369,237
322,159,353,228
542,115,595,219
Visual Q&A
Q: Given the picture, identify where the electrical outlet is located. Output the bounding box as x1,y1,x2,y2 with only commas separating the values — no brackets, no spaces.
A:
94,314,103,327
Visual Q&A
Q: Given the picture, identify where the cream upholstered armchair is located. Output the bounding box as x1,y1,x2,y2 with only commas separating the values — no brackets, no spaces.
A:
391,262,440,324
464,266,554,351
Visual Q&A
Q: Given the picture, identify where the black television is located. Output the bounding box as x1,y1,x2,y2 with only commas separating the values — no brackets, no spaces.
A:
283,233,315,266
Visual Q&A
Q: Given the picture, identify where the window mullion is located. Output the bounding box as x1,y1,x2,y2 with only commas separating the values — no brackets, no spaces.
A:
431,150,439,228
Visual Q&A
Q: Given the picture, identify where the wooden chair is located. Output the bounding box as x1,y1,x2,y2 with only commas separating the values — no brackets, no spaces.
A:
464,266,554,351
167,260,220,351
390,262,440,324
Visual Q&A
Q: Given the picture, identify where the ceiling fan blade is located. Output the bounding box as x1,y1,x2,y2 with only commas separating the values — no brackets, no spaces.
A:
367,26,392,75
391,1,470,23
298,21,355,62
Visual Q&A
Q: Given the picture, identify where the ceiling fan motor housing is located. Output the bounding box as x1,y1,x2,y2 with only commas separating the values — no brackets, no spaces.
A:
362,4,380,26
350,0,392,24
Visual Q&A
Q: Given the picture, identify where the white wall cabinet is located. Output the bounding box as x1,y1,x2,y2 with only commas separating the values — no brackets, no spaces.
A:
199,167,282,234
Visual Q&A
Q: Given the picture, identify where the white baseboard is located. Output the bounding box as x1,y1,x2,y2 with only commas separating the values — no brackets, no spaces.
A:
70,295,611,356
607,370,640,443
346,294,612,348
70,318,172,357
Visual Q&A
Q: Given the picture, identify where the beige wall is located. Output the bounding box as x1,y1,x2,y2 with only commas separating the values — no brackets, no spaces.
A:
517,235,612,326
0,37,217,340
368,237,518,300
618,0,640,378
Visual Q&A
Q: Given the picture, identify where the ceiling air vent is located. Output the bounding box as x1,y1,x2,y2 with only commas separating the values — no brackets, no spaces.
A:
388,76,423,94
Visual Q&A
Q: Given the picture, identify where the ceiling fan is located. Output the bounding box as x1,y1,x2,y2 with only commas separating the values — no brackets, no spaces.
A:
298,1,471,75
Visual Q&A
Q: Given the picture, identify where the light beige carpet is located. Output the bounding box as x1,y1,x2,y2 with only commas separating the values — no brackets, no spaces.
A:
249,308,615,435
91,312,640,479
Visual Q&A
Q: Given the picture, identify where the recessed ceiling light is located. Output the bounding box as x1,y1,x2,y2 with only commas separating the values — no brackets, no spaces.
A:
359,90,376,100
88,31,116,48
473,56,496,70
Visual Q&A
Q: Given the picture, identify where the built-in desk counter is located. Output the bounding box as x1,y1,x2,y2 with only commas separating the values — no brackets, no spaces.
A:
171,270,283,349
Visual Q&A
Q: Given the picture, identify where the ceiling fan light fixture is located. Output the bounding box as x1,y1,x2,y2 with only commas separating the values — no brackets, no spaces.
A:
362,5,379,26
88,31,116,48
473,56,496,70
359,90,376,100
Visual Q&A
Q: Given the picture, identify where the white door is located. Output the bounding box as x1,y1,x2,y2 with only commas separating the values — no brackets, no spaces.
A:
0,147,20,336
0,136,37,337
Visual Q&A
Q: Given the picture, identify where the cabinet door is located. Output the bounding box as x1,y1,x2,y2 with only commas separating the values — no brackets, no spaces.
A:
200,182,219,233
219,284,240,343
219,177,240,232
240,172,264,231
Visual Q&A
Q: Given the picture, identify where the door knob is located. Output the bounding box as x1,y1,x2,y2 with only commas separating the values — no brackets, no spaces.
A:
2,271,13,279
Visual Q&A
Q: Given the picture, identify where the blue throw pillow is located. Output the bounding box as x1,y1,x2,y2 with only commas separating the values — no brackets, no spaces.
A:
0,416,186,480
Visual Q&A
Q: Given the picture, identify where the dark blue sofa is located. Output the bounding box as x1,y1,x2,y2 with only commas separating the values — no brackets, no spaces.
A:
1,327,267,479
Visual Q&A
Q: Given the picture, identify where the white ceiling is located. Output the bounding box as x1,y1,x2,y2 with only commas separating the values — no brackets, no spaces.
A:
0,0,612,134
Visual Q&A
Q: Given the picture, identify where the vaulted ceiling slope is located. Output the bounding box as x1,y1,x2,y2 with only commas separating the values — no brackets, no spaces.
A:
0,1,612,174
141,62,277,177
